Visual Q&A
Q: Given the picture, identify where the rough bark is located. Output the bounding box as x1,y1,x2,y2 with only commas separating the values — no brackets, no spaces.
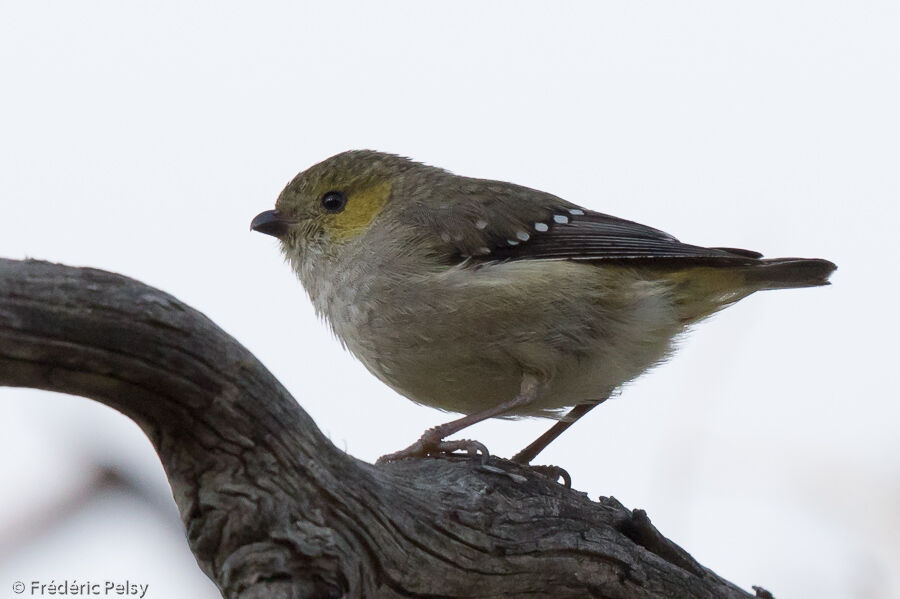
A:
0,258,765,599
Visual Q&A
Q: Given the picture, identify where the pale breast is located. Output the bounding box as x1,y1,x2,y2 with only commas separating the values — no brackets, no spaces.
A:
321,258,684,418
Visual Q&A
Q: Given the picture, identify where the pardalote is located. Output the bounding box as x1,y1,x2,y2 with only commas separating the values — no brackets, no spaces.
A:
252,150,835,471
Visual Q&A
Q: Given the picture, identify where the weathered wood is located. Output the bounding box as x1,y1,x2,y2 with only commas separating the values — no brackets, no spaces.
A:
0,258,761,598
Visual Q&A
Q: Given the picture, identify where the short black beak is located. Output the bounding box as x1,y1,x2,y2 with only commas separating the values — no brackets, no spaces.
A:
251,210,292,237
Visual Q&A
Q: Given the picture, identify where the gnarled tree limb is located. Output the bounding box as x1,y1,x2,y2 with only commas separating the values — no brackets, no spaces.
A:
0,258,764,598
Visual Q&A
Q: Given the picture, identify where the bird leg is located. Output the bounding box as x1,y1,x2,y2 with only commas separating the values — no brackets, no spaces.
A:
508,400,607,487
511,398,607,465
376,375,542,464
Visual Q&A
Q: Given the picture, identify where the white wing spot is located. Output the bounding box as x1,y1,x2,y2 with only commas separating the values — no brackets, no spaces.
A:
568,209,584,215
516,231,530,241
507,239,519,246
534,222,549,232
476,247,491,255
553,215,569,224
475,219,488,230
440,232,452,242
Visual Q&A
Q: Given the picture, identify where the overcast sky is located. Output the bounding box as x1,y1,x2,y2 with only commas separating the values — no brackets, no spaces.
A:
1,2,898,598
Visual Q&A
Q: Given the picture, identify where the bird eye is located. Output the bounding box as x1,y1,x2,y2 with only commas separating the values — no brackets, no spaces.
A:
321,191,347,213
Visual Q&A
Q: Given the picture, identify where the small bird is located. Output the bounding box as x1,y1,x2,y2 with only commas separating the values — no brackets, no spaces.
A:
251,150,835,467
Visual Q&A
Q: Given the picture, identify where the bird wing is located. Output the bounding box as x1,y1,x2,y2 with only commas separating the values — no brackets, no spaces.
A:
484,209,762,265
412,177,761,266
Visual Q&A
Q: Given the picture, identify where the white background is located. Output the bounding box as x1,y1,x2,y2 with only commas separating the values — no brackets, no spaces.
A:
1,2,898,598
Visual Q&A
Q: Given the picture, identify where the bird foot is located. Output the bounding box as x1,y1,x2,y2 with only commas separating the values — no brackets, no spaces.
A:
376,437,490,464
523,464,572,488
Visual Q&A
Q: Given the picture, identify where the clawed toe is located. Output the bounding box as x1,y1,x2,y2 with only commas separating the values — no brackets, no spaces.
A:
435,438,489,461
376,438,490,465
526,464,572,488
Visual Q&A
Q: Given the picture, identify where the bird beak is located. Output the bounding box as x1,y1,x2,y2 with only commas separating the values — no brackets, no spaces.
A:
250,210,293,237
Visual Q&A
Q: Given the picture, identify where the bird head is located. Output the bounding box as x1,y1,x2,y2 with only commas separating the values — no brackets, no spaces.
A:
251,150,428,253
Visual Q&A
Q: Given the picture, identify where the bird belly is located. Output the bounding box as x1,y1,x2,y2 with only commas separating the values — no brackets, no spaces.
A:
329,261,684,419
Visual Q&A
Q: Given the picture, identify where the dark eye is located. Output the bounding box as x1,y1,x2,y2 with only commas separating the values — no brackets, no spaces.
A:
321,191,347,213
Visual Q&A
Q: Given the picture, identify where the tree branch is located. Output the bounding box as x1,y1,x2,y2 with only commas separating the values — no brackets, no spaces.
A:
0,258,762,598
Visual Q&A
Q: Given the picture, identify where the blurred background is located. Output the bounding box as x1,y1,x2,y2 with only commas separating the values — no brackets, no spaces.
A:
1,2,897,597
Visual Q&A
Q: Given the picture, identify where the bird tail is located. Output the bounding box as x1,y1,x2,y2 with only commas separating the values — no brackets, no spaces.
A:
743,258,836,290
664,257,836,325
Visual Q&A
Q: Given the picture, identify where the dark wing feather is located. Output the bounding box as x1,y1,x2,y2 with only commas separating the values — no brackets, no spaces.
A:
406,176,762,266
480,210,762,266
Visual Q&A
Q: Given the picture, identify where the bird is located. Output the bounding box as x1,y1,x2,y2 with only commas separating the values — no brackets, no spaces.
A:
251,150,835,468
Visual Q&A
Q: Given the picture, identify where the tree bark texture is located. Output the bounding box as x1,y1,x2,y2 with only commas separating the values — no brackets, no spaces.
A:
0,258,766,598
